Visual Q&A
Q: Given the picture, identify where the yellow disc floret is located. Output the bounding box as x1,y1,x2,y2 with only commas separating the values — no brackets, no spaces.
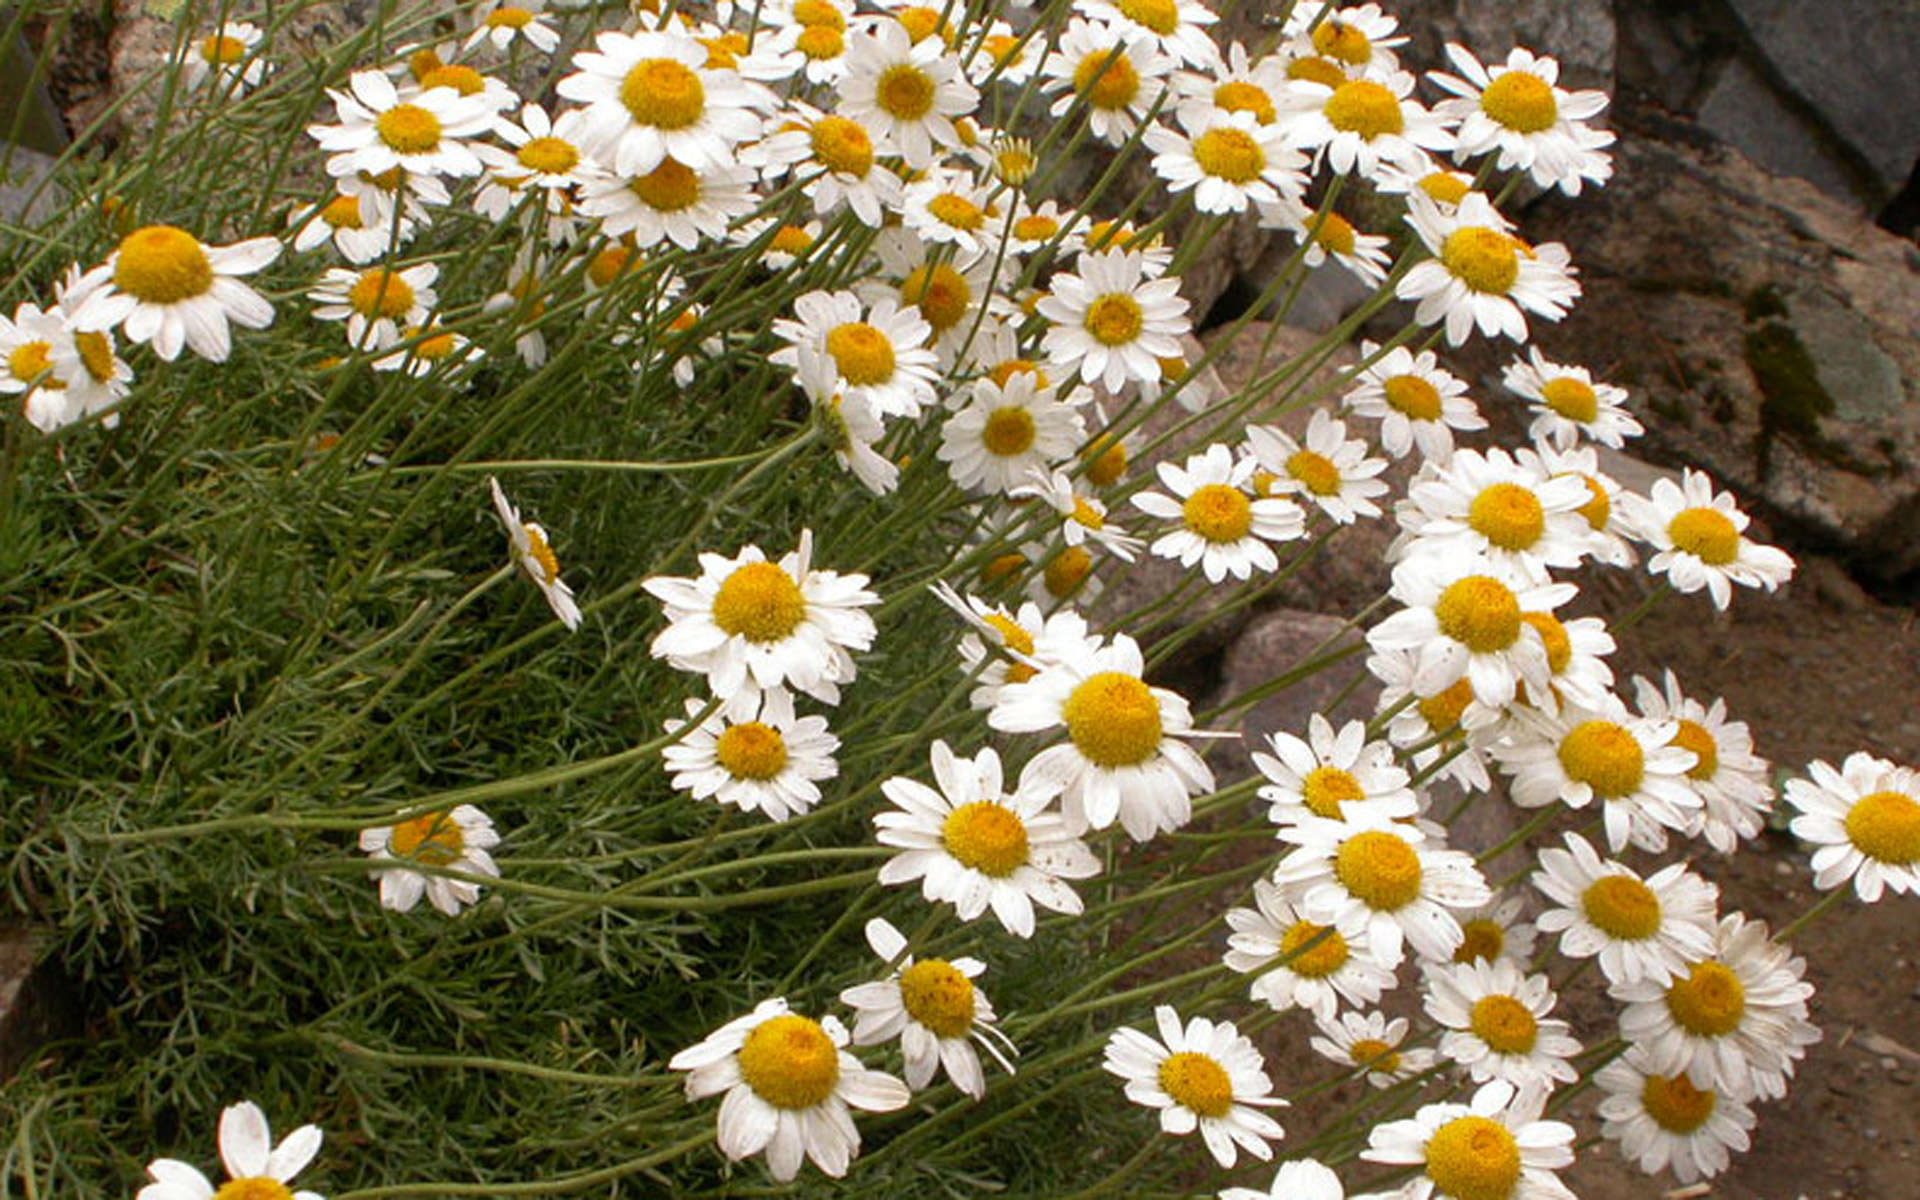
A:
200,35,249,65
1074,47,1139,109
1350,1038,1401,1073
1062,671,1162,768
1425,1115,1522,1200
1117,0,1179,35
1670,719,1719,781
389,811,465,865
375,104,443,153
1667,507,1740,566
1666,961,1745,1037
1324,79,1404,139
521,524,560,584
621,59,706,129
811,115,874,175
1191,127,1265,183
1441,227,1521,294
1214,81,1276,124
112,225,213,304
1334,830,1422,911
1287,55,1346,89
1301,766,1365,819
321,194,364,229
1312,19,1372,65
1557,720,1645,799
1453,918,1505,964
737,1014,840,1109
1480,70,1558,133
1383,373,1443,420
7,342,57,387
797,24,845,60
517,136,580,175
825,321,896,385
485,6,534,28
1519,612,1571,674
716,721,789,781
1286,449,1343,497
74,331,116,382
347,268,416,320
1157,1051,1234,1118
1419,678,1475,736
1540,376,1598,422
1469,994,1538,1054
1280,919,1349,978
1641,1073,1717,1134
712,561,806,642
629,157,701,212
419,64,485,96
1084,437,1127,486
877,64,936,119
1044,545,1093,598
1083,293,1144,346
1182,484,1253,543
928,192,985,231
942,801,1030,876
1433,576,1522,653
1468,482,1546,551
1846,790,1920,864
1582,874,1661,940
902,264,969,329
982,406,1037,457
1419,172,1472,205
213,1180,293,1200
899,959,975,1037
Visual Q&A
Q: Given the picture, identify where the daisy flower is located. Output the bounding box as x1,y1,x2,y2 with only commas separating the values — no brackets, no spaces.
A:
1079,0,1218,67
1261,202,1393,286
1280,4,1408,76
1037,247,1191,393
1397,191,1580,347
1594,1047,1757,1184
66,224,279,363
579,154,758,250
874,740,1099,938
1368,649,1493,793
1493,697,1702,853
136,1101,322,1200
667,998,909,1182
1310,1009,1439,1089
372,322,476,377
1220,1158,1354,1200
745,107,903,226
1611,912,1820,1102
988,633,1214,841
289,191,414,264
1342,342,1484,462
1224,878,1396,1020
1392,446,1597,584
835,21,978,168
307,70,494,181
939,371,1086,496
1282,70,1455,181
1502,348,1642,450
1448,892,1541,968
643,530,879,706
556,29,768,176
840,917,1015,1099
1619,469,1794,610
45,272,133,428
178,22,267,95
864,228,1011,367
1103,1005,1287,1169
308,263,438,352
1361,1080,1576,1200
472,103,596,234
1012,467,1144,561
899,168,995,256
1430,43,1615,196
1245,408,1389,525
1632,671,1772,855
1531,832,1718,987
1131,442,1306,582
1172,40,1288,129
1039,19,1173,147
967,18,1041,85
1425,959,1582,1100
747,7,855,85
2,301,84,432
1482,607,1615,720
662,687,839,822
358,805,501,916
933,585,1098,711
790,345,899,497
1520,442,1637,567
1145,107,1307,215
1272,810,1492,968
1785,751,1920,902
1251,713,1416,825
489,476,582,630
1366,553,1573,710
772,289,939,419
466,2,561,55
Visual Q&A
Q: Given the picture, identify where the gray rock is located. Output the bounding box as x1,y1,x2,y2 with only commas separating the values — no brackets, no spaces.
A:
0,926,76,1082
1384,0,1617,91
1699,54,1870,210
1205,607,1376,779
0,145,62,227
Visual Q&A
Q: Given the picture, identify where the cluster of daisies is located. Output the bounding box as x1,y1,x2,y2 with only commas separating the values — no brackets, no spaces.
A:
48,0,1910,1197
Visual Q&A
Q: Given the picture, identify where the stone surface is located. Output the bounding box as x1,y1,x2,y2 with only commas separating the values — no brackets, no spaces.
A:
1698,53,1865,207
1384,0,1617,90
0,926,75,1082
0,145,62,226
1204,607,1376,778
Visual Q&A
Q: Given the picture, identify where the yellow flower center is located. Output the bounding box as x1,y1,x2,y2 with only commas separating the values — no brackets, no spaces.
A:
1666,961,1746,1037
1287,55,1346,89
981,406,1037,457
1667,507,1740,566
1181,484,1253,543
517,137,580,176
1558,720,1645,799
1301,766,1365,819
810,115,874,175
1641,1073,1718,1134
769,225,815,257
877,63,936,119
1433,575,1522,654
1157,1051,1234,1118
1350,1038,1401,1073
213,1180,293,1200
797,24,845,60
1286,449,1343,497
992,142,1035,183
902,264,970,331
983,33,1022,66
895,7,948,44
409,327,457,360
1480,71,1558,134
74,332,115,382
715,721,789,781
1453,918,1505,964
588,244,634,288
1425,1115,1522,1200
1074,47,1140,110
1419,172,1472,205
1846,790,1920,864
1117,0,1179,34
621,59,705,129
700,32,749,69
792,0,844,29
927,191,985,231
200,35,249,65
629,157,701,212
7,342,57,386
1324,79,1403,139
486,6,534,28
711,561,806,643
983,551,1026,585
1670,720,1719,781
1312,19,1373,65
321,194,364,229
419,64,485,96
1469,994,1538,1054
389,811,465,866
1062,671,1162,768
1315,213,1357,256
1084,437,1127,486
1044,546,1093,597
1582,873,1661,940
942,801,1030,877
1468,482,1545,551
1069,497,1105,531
1511,614,1567,677
1083,293,1144,347
347,268,416,320
737,1014,840,1110
1441,227,1520,294
825,321,896,386
1540,376,1598,423
1419,678,1475,735
1383,373,1443,420
521,523,560,584
1280,918,1350,977
1334,829,1422,911
407,48,443,81
375,103,444,153
112,225,213,304
899,959,976,1038
1574,474,1610,530
1191,127,1265,183
983,612,1035,656
1214,80,1275,123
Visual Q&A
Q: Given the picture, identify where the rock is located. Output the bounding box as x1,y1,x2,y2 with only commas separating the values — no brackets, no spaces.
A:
1205,607,1376,779
1698,54,1867,208
1382,0,1617,91
0,146,62,227
0,926,76,1082
1518,108,1920,593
